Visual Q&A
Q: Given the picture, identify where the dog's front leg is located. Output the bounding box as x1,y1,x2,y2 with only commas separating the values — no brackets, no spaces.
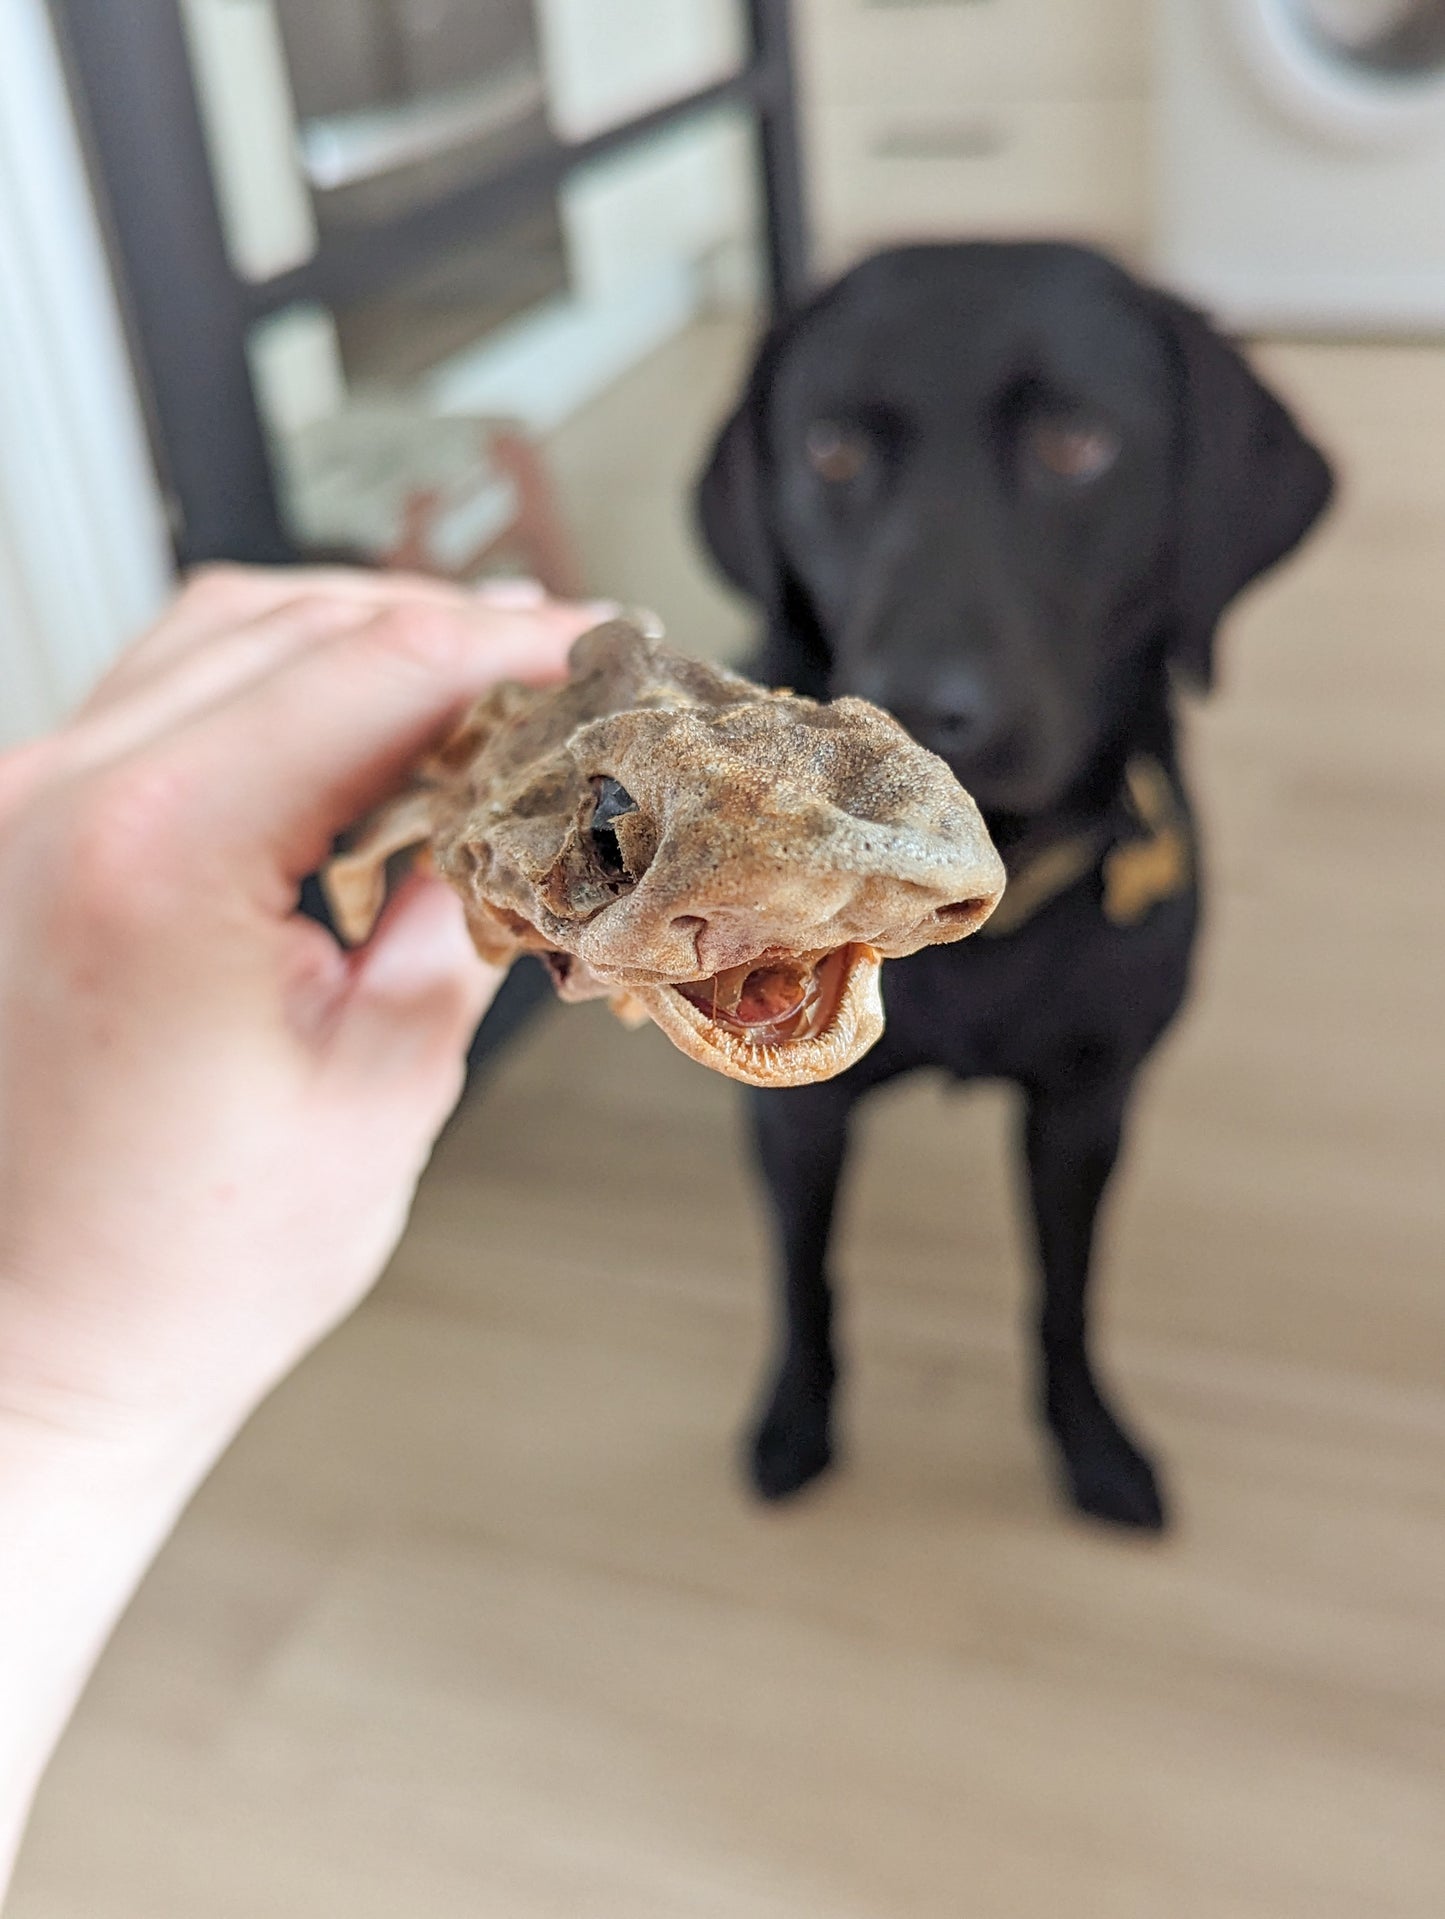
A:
744,1083,856,1500
1021,1072,1168,1532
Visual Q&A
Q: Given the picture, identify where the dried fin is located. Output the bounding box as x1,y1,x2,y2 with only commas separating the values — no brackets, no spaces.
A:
321,789,438,944
607,989,652,1030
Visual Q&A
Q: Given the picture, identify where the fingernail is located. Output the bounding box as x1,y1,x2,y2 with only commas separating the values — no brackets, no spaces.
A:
583,598,623,622
476,577,545,606
623,603,665,639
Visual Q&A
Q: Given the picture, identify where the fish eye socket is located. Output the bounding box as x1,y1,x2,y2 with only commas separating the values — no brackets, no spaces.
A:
806,419,871,485
1026,414,1121,485
588,775,639,882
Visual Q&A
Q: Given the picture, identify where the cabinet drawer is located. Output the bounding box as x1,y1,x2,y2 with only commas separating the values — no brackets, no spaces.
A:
796,0,1149,105
808,97,1149,270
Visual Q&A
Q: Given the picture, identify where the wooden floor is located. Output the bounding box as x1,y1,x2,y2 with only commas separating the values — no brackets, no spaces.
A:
13,330,1445,1917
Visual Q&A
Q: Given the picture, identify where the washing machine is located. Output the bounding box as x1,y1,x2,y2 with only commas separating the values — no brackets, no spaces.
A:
1156,0,1445,331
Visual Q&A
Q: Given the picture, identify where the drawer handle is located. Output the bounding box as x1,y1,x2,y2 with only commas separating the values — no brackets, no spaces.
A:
871,118,1007,159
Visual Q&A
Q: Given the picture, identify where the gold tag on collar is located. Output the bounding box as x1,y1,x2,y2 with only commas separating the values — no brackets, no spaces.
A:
978,756,1191,936
1102,758,1191,925
1102,824,1189,925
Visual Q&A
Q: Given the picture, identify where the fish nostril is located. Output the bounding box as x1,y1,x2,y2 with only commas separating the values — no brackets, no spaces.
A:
669,914,707,963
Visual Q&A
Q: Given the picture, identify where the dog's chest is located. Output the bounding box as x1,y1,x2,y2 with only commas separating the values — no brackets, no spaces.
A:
876,883,1197,1086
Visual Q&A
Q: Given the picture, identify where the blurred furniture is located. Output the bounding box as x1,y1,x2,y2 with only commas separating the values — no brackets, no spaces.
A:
46,0,808,568
1156,0,1445,333
387,424,581,594
793,0,1150,273
278,404,582,592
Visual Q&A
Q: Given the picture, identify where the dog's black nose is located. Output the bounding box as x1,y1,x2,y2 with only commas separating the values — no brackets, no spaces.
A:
904,704,989,755
842,666,1000,761
884,691,997,759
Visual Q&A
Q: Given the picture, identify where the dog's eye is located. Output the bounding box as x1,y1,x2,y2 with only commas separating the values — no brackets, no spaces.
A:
588,776,639,882
1027,416,1120,485
806,420,870,485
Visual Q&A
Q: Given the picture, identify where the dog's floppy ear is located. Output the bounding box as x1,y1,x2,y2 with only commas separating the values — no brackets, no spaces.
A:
1153,292,1334,690
694,317,832,692
695,329,780,605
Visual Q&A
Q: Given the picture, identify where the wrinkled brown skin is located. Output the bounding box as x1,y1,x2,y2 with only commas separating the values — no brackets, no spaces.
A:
323,620,1005,1086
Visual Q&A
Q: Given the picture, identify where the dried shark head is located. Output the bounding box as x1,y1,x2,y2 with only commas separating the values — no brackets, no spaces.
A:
324,620,1005,1086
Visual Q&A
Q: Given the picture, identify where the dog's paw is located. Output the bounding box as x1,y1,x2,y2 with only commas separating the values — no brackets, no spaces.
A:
746,1381,835,1502
1043,1369,1170,1533
1058,1430,1168,1532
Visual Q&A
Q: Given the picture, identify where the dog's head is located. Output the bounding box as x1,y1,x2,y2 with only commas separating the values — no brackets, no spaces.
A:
697,242,1334,817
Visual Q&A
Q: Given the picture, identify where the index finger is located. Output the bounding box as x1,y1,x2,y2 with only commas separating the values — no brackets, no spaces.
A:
81,564,484,715
160,596,600,896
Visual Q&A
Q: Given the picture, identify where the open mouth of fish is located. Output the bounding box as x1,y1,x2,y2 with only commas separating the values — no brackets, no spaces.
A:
638,943,885,1088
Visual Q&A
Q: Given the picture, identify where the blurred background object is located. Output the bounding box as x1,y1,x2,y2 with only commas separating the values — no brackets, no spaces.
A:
4,5,1445,1915
45,0,798,592
795,0,1152,271
1158,0,1445,329
0,0,173,748
15,0,1445,753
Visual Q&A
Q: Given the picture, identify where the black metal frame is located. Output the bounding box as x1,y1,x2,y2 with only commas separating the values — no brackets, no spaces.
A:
48,0,810,567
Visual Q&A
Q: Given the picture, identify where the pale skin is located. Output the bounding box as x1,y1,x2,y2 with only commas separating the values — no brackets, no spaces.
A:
0,565,607,1901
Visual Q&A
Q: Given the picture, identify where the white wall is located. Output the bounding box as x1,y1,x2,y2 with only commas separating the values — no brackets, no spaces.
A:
0,0,173,748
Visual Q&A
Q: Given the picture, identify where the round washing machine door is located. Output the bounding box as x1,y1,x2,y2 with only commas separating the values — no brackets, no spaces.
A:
1227,0,1445,147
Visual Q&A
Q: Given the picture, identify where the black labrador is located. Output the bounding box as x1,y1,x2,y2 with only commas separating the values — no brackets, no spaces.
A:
695,241,1333,1530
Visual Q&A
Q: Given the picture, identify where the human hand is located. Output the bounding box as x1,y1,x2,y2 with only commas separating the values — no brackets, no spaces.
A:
0,566,612,1891
0,565,603,1451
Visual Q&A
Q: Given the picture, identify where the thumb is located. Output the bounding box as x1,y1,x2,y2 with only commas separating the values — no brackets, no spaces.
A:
329,874,501,1102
